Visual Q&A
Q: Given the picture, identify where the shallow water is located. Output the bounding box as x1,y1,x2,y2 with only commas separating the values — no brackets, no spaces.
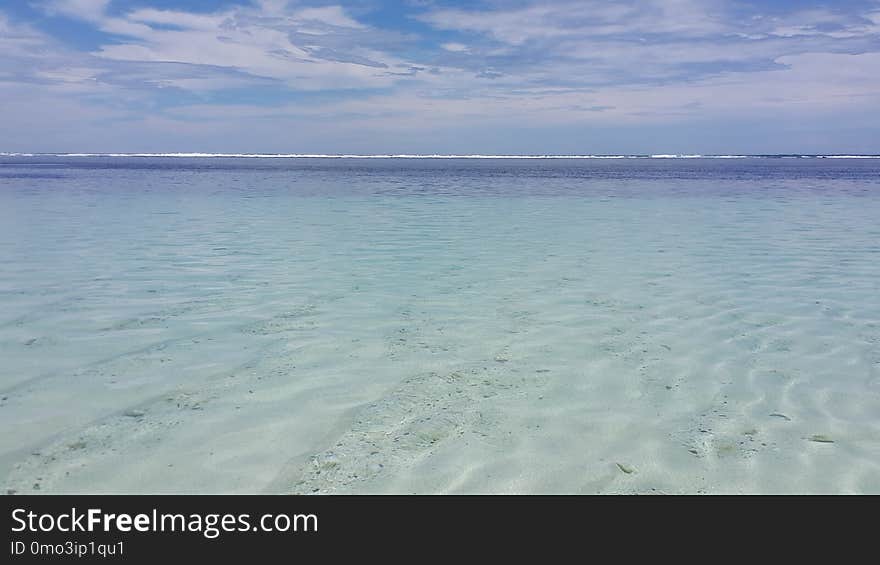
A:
1,156,879,493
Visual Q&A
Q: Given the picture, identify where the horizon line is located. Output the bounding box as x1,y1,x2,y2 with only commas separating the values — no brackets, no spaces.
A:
2,152,879,159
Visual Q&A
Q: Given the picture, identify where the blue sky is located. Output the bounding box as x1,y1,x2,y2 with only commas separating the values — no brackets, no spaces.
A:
1,0,879,153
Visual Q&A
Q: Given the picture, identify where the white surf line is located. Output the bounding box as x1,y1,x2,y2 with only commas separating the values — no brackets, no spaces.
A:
3,153,880,159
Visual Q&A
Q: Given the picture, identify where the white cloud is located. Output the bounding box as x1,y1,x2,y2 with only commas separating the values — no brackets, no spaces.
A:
126,9,224,31
419,0,728,45
441,42,469,53
41,0,111,22
0,14,49,58
293,6,365,30
34,2,419,91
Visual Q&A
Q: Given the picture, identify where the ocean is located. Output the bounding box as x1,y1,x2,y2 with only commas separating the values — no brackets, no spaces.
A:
1,155,879,493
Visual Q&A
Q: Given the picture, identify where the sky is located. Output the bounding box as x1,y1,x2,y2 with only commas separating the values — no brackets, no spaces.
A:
1,0,879,154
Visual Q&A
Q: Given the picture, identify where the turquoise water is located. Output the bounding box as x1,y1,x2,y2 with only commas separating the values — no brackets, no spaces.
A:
1,157,879,493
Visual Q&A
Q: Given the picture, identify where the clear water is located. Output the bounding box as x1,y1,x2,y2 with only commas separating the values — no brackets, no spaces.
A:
1,157,878,494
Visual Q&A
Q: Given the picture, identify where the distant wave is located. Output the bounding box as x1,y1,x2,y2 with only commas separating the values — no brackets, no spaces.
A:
2,152,879,159
816,155,880,159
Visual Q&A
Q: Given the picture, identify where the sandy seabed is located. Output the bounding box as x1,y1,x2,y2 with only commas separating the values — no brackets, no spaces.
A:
1,158,879,494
